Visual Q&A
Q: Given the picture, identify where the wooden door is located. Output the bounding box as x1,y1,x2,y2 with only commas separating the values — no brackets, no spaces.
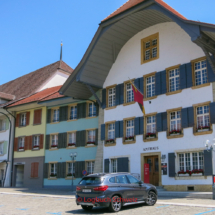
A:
145,156,159,186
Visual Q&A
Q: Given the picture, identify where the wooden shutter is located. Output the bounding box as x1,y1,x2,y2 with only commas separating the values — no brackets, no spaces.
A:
161,70,167,94
62,162,66,178
119,121,123,138
57,163,61,178
210,102,215,124
139,116,144,135
31,162,39,178
43,163,49,178
3,141,7,154
75,161,85,178
102,89,106,109
28,136,33,150
26,112,30,126
104,159,109,173
39,134,44,149
186,63,193,88
156,113,162,132
168,153,175,177
15,114,20,127
119,83,124,105
59,106,68,121
179,64,186,90
95,129,98,145
115,121,120,138
204,150,213,176
207,60,215,83
181,108,188,128
77,103,86,119
45,135,50,149
34,109,42,125
14,138,18,151
162,112,167,131
187,107,194,127
134,117,140,136
117,157,129,172
31,163,34,178
24,136,28,150
155,72,161,95
47,109,52,123
101,124,105,141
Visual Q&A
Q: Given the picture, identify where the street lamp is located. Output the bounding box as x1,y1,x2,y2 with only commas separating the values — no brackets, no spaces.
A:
70,152,77,192
205,139,215,200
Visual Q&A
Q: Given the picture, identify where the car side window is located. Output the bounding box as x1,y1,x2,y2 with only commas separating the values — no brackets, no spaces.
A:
127,175,140,184
116,175,128,184
109,177,116,183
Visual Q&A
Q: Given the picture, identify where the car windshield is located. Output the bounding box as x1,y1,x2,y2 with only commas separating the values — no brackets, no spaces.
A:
79,177,103,185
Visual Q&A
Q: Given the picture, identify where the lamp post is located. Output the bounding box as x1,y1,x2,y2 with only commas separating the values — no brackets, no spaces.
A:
205,139,215,200
70,152,77,192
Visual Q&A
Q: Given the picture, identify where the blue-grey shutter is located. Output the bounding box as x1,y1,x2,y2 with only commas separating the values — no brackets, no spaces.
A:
139,117,144,135
58,132,67,148
204,150,212,176
119,83,124,105
76,130,86,147
135,117,140,135
210,102,215,124
62,162,66,178
95,103,99,116
156,113,162,132
117,157,129,172
57,163,62,178
115,121,120,138
43,163,49,178
207,60,215,83
161,70,167,94
101,124,105,140
186,63,193,88
45,135,50,149
104,159,109,173
115,85,120,106
180,64,187,90
187,107,194,127
134,78,140,90
139,77,144,94
77,103,86,119
95,129,98,145
155,72,161,95
168,153,175,177
75,161,85,178
119,121,123,138
181,108,188,128
47,109,51,123
102,89,106,109
162,112,167,131
59,106,68,121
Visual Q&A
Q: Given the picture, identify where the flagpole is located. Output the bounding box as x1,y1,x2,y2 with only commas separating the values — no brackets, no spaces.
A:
128,77,142,95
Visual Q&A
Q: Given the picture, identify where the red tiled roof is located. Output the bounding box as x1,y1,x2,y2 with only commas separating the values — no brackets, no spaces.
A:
7,85,63,107
102,0,187,22
0,92,15,100
39,91,65,102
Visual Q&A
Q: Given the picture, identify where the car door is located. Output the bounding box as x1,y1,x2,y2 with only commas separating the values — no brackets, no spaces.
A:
126,175,145,201
115,175,131,201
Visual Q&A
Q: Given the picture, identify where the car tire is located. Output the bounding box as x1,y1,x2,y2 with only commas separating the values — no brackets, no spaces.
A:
145,191,157,206
81,205,93,211
108,195,122,212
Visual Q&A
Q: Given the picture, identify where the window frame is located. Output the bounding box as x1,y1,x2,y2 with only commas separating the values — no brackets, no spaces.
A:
85,160,95,175
20,112,27,127
105,121,116,146
141,32,159,64
66,161,75,179
0,142,4,155
193,101,212,136
166,64,182,95
86,101,97,118
86,129,96,146
110,159,117,173
49,162,58,179
68,104,77,121
32,135,40,149
143,72,157,101
106,84,117,110
51,107,60,123
143,113,158,142
191,56,210,89
50,133,59,149
167,107,183,139
18,136,25,151
0,119,6,131
67,131,76,148
123,80,135,106
123,117,136,144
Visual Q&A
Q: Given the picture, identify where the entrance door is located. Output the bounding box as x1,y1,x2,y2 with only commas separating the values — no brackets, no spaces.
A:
15,165,24,187
144,156,159,186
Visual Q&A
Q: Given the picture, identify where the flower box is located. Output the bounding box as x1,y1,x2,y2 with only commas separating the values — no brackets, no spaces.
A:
51,145,58,149
145,133,156,139
169,130,181,136
178,173,190,177
50,174,57,178
87,141,95,146
19,148,24,151
68,143,76,147
192,173,203,176
125,136,135,141
170,133,180,136
196,126,210,132
106,139,115,144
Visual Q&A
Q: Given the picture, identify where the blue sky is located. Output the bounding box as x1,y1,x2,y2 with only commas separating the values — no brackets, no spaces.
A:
0,0,215,85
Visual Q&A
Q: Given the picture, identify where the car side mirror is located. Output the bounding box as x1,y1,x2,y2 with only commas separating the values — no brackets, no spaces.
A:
139,180,143,185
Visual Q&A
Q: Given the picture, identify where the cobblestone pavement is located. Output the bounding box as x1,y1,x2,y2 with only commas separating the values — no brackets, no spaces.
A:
1,193,215,215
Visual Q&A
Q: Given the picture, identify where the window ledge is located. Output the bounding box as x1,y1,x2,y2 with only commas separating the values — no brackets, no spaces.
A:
123,140,136,145
31,148,40,151
66,146,77,149
48,178,57,180
175,176,207,180
166,90,182,96
192,83,210,90
49,148,59,151
85,145,97,148
50,122,60,124
123,101,135,106
105,106,117,110
104,143,116,147
144,96,157,101
65,177,76,180
33,123,41,126
0,130,7,133
85,116,97,119
18,125,27,128
67,119,77,122
144,137,158,142
193,130,213,136
167,134,184,139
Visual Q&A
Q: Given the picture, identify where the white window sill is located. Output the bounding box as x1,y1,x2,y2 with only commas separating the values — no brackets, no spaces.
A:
175,175,207,180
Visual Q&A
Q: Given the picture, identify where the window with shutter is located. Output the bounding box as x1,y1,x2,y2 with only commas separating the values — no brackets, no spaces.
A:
106,85,116,109
67,131,76,147
51,108,59,122
49,163,57,178
32,135,40,150
33,109,42,125
87,102,97,117
68,105,77,120
18,137,25,151
144,114,157,141
123,118,135,144
105,122,115,145
110,159,117,173
143,72,157,100
20,113,27,126
124,80,134,105
50,134,58,149
86,130,96,146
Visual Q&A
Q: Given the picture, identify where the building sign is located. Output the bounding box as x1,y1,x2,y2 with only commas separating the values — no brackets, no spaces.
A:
144,163,150,183
143,146,159,151
161,163,167,175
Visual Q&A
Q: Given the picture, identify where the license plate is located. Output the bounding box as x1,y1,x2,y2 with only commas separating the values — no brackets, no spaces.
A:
82,189,91,193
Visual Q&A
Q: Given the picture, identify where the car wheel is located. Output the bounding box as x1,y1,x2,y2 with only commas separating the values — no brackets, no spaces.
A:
108,195,122,212
81,205,93,211
145,191,157,206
